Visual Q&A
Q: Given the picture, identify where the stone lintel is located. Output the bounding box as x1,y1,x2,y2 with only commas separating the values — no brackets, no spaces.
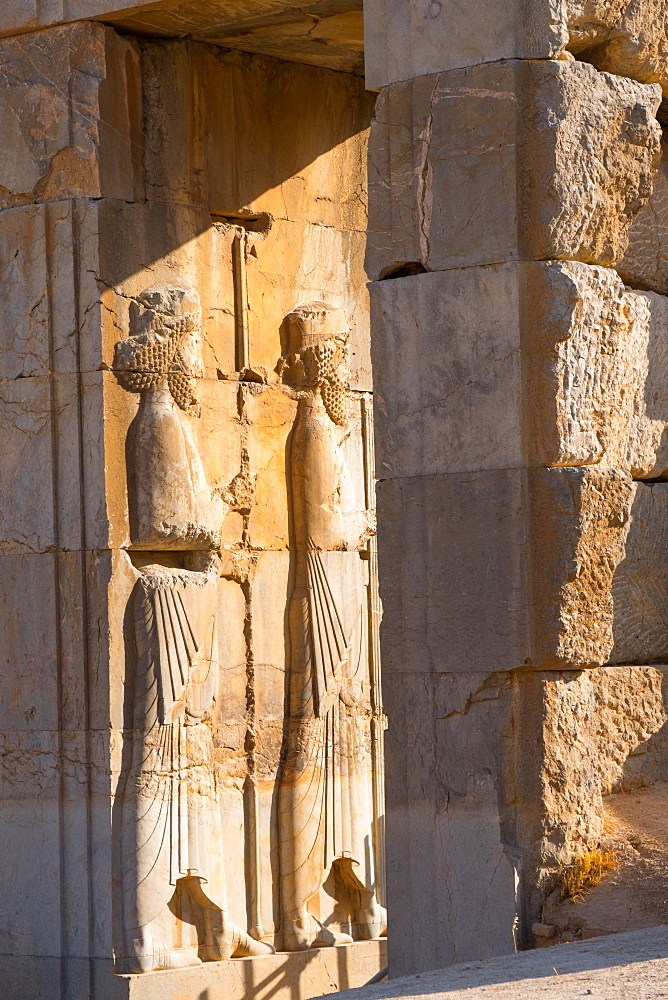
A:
0,0,365,75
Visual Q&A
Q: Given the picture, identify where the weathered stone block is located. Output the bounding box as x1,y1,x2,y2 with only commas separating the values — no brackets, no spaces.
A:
370,265,523,478
0,22,143,209
529,468,634,670
363,0,567,90
384,669,517,976
371,261,668,479
515,665,668,905
377,470,530,674
570,0,668,97
619,137,668,295
523,262,668,477
364,0,668,92
610,482,668,665
367,59,661,276
377,468,634,674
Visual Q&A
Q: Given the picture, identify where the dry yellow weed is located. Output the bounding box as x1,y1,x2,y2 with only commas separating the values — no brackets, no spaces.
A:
559,849,617,901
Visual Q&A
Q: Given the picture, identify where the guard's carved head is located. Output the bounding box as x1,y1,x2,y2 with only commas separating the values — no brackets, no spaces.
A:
280,301,349,426
113,284,202,410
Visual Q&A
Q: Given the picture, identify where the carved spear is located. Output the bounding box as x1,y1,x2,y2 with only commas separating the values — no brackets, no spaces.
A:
361,394,386,906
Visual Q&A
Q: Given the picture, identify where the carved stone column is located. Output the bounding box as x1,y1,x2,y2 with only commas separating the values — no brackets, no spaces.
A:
364,0,668,977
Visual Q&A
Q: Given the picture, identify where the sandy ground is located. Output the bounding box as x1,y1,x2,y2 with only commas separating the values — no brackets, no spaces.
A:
543,782,668,942
332,927,668,1000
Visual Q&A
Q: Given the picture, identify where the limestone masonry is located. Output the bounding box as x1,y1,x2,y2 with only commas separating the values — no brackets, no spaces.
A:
2,2,668,1000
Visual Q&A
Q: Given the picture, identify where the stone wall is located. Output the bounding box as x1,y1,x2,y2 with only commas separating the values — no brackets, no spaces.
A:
364,0,668,978
0,19,383,999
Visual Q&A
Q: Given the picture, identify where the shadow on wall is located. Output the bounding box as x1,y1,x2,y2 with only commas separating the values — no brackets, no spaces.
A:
100,36,375,291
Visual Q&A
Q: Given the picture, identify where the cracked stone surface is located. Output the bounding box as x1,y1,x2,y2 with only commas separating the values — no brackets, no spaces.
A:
365,0,668,91
0,22,143,209
0,0,365,74
367,59,661,277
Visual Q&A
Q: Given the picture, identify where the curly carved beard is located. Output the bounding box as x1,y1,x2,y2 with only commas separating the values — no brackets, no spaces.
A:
320,376,347,426
303,341,348,426
113,329,198,411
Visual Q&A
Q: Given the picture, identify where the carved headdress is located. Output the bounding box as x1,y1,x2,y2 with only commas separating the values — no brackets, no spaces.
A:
282,301,349,426
113,284,202,411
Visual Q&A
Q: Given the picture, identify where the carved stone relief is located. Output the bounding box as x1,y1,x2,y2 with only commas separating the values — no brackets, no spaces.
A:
113,286,226,550
114,285,274,972
278,302,386,949
112,288,385,972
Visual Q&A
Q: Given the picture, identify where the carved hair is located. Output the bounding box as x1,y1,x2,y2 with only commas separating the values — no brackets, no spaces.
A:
280,302,349,426
113,285,201,411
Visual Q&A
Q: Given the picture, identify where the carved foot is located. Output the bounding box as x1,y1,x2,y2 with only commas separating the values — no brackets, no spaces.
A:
283,912,353,951
356,902,387,940
202,906,275,961
126,929,202,973
231,927,276,959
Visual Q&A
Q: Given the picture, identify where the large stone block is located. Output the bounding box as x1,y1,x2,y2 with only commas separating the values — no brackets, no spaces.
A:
610,482,668,665
523,262,668,477
364,0,668,91
367,59,661,276
571,0,668,97
371,261,668,479
0,22,143,209
513,665,668,918
515,662,668,927
369,265,523,478
384,661,668,976
376,470,531,675
363,0,566,90
618,137,668,295
377,468,634,675
529,468,634,671
545,666,668,799
383,670,517,976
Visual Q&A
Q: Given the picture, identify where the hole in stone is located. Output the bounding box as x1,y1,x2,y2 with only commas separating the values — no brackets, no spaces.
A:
378,261,429,280
210,210,273,235
657,99,668,129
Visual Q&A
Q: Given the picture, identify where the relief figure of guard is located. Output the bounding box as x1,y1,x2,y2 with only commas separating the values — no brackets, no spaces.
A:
278,302,387,950
114,284,273,972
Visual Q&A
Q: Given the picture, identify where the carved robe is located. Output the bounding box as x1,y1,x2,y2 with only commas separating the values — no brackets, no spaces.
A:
130,382,224,550
121,565,230,959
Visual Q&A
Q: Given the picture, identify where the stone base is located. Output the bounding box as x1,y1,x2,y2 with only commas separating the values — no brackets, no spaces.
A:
114,941,387,1000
